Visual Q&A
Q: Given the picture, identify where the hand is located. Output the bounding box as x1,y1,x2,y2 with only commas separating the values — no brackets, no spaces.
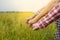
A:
28,19,37,26
26,14,37,24
26,17,33,24
32,23,39,30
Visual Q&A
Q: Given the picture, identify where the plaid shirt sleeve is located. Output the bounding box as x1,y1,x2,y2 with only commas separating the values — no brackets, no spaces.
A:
33,3,60,29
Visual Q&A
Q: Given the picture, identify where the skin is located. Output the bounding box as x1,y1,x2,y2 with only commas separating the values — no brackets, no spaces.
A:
28,0,60,25
26,0,60,30
26,7,45,24
32,0,60,30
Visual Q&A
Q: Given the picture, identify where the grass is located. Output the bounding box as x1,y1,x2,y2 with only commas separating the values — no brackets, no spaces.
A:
0,12,57,40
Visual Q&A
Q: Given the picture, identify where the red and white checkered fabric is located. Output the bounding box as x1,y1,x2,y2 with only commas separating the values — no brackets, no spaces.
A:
33,3,60,29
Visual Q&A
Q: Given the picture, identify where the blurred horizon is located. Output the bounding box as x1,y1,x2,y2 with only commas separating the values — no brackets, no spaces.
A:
0,0,51,12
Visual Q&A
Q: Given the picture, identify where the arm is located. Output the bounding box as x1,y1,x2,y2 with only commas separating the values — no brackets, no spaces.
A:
32,2,60,30
29,0,60,24
26,7,45,23
28,7,46,18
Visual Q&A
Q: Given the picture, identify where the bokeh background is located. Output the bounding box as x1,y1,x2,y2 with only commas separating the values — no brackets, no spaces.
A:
0,0,51,12
0,0,57,40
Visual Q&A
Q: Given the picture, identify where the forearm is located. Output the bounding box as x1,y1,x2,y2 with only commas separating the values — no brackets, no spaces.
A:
33,0,60,22
33,2,60,29
30,7,46,18
36,7,45,15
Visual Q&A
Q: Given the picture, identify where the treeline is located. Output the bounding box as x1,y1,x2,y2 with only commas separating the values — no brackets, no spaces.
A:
0,11,21,13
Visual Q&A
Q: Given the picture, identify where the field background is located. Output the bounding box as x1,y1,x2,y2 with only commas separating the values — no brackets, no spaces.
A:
0,12,57,40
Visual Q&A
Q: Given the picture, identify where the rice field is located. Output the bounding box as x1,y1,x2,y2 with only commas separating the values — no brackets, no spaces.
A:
0,12,57,40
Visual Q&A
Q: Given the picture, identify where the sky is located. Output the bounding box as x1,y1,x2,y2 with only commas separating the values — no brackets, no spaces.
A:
0,0,51,12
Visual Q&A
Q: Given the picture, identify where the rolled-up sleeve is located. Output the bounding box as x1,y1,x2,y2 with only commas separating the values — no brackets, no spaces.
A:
34,3,60,29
